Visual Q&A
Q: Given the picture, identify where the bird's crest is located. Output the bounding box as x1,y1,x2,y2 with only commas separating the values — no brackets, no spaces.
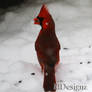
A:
38,4,50,18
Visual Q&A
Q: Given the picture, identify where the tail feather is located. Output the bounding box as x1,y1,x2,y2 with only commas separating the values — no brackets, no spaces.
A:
43,65,56,92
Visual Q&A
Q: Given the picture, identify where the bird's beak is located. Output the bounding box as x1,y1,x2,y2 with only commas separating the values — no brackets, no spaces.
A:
34,17,40,25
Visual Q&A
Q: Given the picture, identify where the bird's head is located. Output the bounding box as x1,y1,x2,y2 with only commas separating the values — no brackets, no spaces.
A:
34,4,55,30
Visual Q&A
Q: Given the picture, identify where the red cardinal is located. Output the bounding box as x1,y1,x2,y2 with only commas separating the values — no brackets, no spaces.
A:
34,4,60,92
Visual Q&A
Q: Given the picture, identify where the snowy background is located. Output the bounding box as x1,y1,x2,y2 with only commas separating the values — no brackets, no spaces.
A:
0,0,92,92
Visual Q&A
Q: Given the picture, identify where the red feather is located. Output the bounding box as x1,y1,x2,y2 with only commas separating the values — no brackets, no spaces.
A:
38,4,49,17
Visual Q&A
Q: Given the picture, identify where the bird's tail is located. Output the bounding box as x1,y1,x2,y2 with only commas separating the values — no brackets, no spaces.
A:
43,65,56,92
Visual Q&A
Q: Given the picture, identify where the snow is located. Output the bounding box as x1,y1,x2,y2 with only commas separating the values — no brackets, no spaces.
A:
0,0,92,92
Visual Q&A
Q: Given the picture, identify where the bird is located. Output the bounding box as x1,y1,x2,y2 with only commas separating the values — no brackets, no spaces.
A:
34,4,60,92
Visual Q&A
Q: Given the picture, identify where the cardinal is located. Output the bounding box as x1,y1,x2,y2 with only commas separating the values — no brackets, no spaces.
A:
34,4,60,92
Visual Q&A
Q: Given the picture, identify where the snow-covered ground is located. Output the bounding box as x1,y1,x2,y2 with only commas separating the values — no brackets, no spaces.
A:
0,0,92,92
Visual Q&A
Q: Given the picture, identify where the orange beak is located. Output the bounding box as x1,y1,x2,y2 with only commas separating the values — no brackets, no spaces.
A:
34,17,40,25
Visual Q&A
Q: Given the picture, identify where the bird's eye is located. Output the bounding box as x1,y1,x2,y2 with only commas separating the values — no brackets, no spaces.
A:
37,16,44,25
37,16,44,22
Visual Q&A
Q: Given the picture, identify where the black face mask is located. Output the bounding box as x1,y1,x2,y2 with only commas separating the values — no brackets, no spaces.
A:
37,16,44,26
